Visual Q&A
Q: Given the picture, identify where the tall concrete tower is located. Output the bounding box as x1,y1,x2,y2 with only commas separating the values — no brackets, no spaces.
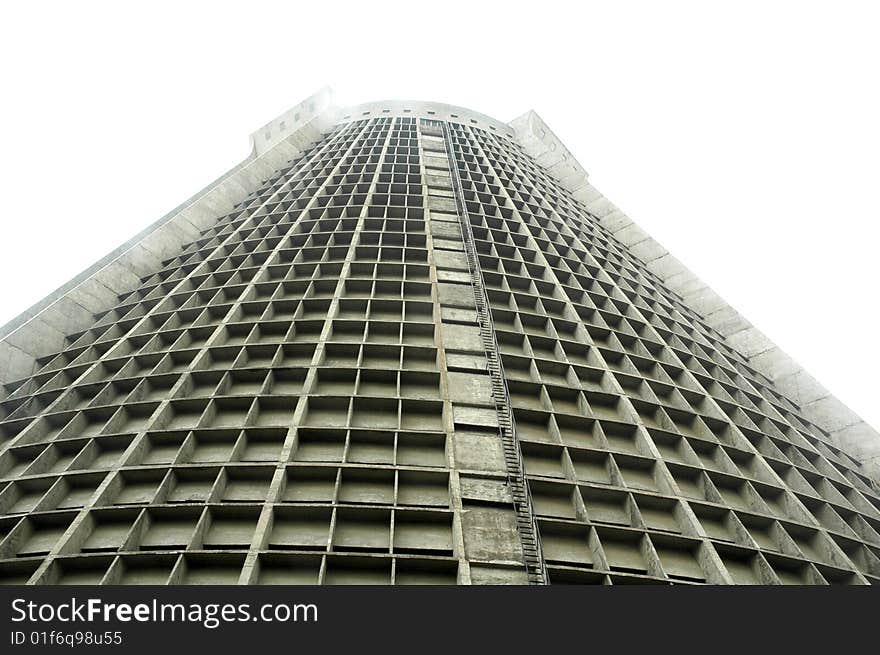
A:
1,90,878,585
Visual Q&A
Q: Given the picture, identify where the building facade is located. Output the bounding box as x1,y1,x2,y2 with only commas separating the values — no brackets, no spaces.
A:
1,92,879,584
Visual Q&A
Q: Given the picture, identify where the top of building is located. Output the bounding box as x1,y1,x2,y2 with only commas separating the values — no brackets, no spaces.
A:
1,88,878,479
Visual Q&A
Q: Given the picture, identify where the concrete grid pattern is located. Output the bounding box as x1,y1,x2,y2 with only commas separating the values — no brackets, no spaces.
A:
0,108,879,585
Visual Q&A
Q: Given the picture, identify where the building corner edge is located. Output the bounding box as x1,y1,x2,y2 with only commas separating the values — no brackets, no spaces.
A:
0,88,339,394
509,110,880,482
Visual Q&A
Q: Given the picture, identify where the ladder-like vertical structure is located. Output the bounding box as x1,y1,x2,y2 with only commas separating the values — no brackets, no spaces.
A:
439,121,548,584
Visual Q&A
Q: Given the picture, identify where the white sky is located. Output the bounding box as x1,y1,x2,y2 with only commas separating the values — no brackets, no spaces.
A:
1,2,878,429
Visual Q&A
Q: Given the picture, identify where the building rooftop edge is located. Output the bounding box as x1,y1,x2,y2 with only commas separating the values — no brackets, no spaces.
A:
0,88,336,387
1,88,877,481
511,110,880,479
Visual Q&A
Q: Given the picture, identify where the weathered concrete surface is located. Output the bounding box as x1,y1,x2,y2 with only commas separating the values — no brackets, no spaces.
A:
4,91,876,480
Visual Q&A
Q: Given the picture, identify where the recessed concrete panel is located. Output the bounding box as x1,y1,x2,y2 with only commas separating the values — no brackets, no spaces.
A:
430,221,462,241
440,323,482,353
434,250,469,271
469,564,530,585
438,283,476,310
444,352,487,372
437,270,471,284
447,371,494,406
460,476,512,504
453,432,506,473
461,507,524,562
440,307,478,324
452,405,499,429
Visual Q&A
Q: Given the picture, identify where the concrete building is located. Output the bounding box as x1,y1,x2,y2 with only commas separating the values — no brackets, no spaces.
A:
1,90,879,584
